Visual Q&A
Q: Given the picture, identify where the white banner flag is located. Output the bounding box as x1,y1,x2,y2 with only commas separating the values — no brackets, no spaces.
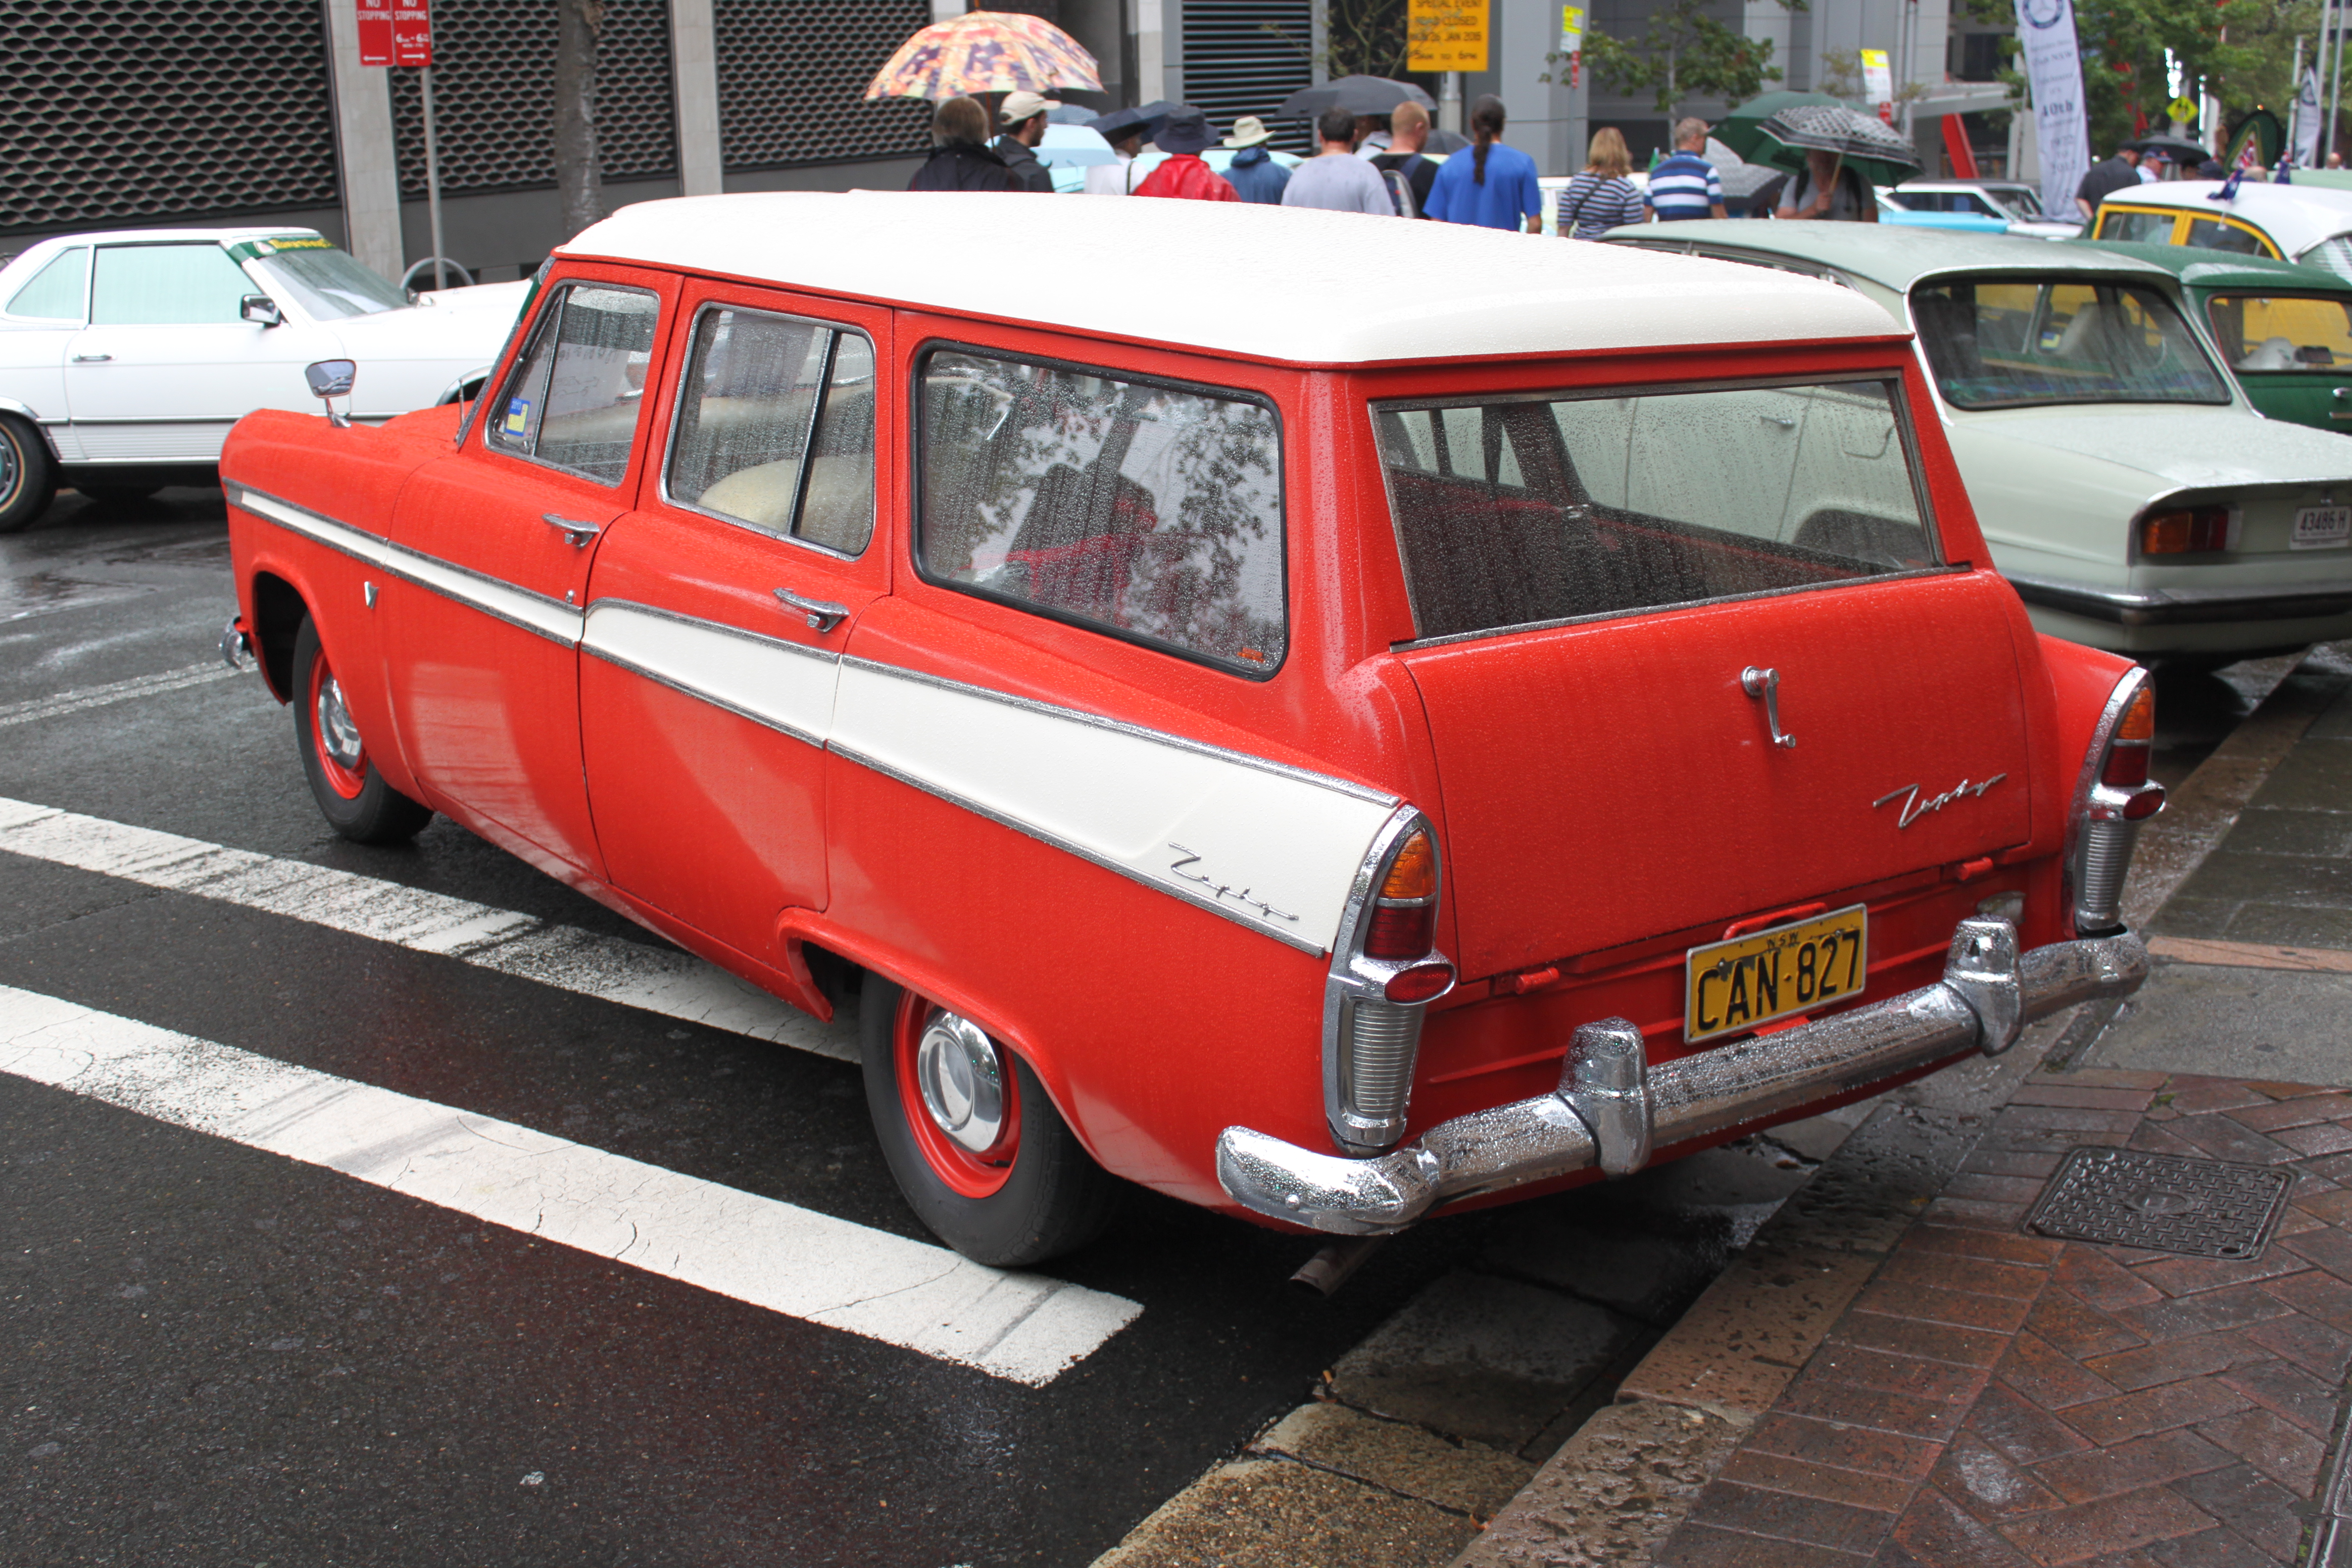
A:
2298,66,2323,167
2015,0,2089,221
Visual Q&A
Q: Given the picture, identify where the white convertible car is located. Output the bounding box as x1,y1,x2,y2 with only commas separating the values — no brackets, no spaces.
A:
0,227,527,530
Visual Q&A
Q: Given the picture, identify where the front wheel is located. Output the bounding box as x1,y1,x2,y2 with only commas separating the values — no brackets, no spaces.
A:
292,615,433,845
0,414,57,534
861,973,1119,1267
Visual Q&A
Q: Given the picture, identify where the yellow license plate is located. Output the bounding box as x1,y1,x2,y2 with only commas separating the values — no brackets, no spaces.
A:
1685,904,1868,1044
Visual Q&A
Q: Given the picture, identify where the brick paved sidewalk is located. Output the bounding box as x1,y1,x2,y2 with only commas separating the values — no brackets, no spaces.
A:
1653,1070,2352,1567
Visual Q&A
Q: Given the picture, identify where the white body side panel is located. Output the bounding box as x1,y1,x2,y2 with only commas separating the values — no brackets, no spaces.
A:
580,600,837,746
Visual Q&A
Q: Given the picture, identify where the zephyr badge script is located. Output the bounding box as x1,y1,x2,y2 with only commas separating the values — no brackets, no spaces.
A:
1874,774,2008,829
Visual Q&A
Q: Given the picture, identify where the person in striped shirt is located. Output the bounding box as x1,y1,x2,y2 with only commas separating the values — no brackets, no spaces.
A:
1647,118,1728,222
1555,128,1648,240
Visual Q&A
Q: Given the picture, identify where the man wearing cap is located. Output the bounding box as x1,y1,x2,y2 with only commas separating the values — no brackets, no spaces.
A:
1222,116,1291,204
1086,106,1153,195
1280,105,1395,215
1132,106,1239,201
993,91,1059,194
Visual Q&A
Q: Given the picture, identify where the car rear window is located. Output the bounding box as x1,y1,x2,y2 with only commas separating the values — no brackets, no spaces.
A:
2205,292,2352,372
1378,378,1937,642
917,347,1287,676
1911,276,2232,410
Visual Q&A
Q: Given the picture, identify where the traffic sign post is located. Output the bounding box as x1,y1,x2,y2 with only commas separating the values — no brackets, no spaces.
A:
355,0,447,292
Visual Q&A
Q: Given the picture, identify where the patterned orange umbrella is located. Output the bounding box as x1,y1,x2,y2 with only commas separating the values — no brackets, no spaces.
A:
864,9,1103,100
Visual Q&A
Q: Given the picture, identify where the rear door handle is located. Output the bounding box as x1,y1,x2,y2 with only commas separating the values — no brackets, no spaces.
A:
542,512,602,546
774,586,848,633
71,353,112,363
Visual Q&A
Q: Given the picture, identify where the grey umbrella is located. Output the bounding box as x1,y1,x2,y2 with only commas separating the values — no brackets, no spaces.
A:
1753,102,1922,185
1276,74,1437,118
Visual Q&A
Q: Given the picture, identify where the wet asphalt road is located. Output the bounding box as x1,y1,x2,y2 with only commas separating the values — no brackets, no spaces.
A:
0,490,1826,1568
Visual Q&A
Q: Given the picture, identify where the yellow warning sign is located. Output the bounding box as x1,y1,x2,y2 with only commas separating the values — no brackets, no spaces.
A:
1408,0,1489,72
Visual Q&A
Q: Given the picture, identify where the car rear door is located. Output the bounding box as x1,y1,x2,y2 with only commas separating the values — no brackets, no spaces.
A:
1378,375,2035,987
578,282,891,948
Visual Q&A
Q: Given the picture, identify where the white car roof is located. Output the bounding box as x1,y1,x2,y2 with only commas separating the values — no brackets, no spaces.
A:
2100,180,2352,254
561,191,1900,367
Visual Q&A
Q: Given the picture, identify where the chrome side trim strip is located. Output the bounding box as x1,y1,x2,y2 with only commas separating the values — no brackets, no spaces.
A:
226,480,582,647
836,654,1398,809
579,598,836,748
66,414,244,426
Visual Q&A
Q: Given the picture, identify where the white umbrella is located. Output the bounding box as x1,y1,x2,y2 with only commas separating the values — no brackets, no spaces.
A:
1037,123,1116,168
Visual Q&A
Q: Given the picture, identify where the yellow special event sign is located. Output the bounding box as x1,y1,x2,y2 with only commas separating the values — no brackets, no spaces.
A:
1408,0,1489,72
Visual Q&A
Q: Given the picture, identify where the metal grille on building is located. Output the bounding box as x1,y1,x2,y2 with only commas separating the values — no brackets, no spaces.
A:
387,0,681,196
1180,0,1315,154
713,0,931,171
0,0,339,235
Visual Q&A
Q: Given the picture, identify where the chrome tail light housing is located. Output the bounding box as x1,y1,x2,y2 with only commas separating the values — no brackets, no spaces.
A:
2069,666,2165,936
1323,808,1455,1156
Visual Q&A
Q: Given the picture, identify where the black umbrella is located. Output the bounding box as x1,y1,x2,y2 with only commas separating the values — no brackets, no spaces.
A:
2121,133,2209,163
1275,74,1436,118
1088,99,1174,142
1752,102,1922,185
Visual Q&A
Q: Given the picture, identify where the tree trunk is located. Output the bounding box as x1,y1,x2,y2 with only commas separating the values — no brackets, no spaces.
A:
553,0,605,240
1664,40,1678,136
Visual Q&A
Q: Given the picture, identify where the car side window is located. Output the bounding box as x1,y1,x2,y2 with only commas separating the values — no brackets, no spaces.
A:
664,304,875,556
7,248,88,321
488,283,660,486
2097,210,2176,245
90,244,255,325
2185,219,2271,257
919,347,1287,676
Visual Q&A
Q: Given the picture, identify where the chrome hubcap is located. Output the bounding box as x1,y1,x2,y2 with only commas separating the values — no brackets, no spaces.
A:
315,674,365,769
914,1011,1005,1154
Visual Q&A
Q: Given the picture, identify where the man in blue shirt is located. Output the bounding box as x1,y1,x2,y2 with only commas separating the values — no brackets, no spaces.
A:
1647,118,1727,221
1424,96,1542,232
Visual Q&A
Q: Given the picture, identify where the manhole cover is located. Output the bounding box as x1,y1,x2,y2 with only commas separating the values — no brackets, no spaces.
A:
2022,1147,2292,1259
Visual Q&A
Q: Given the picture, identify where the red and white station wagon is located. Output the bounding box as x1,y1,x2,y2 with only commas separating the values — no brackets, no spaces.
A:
221,194,2156,1267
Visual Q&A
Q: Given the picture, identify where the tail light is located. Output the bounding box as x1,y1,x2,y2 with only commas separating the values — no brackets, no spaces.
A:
2071,673,2166,935
1323,814,1455,1156
2139,505,2238,556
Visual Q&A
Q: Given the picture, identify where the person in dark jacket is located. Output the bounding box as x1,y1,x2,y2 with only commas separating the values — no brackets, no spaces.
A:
992,90,1059,194
908,97,1017,192
1221,115,1290,204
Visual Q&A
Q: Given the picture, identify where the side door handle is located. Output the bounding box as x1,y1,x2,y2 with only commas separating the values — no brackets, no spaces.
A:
71,353,112,363
542,512,603,547
774,586,849,633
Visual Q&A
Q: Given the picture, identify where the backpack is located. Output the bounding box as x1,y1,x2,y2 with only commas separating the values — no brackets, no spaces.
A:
1382,154,1424,219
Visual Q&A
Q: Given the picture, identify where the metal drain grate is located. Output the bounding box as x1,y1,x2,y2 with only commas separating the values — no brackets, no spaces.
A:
2023,1146,2292,1259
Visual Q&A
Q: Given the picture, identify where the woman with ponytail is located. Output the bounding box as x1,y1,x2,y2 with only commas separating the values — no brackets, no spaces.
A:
1424,95,1542,232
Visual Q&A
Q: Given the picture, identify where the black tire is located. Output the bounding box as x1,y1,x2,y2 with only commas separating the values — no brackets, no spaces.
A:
861,971,1119,1267
291,615,434,845
0,414,57,535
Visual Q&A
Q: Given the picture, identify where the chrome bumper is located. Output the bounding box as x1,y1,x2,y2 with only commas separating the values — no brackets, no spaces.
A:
1216,918,2147,1236
2006,572,2352,628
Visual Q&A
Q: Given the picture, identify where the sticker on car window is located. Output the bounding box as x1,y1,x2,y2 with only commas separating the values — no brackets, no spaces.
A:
503,398,531,435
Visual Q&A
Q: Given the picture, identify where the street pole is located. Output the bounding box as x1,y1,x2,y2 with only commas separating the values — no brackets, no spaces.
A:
2291,36,2305,163
2332,0,2348,167
420,64,446,291
1441,70,1462,134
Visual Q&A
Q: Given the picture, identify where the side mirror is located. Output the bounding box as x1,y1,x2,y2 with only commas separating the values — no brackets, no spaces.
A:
305,359,357,428
241,294,283,327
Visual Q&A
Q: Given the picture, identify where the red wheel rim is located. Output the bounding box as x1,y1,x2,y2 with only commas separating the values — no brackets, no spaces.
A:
305,648,369,801
894,990,1020,1200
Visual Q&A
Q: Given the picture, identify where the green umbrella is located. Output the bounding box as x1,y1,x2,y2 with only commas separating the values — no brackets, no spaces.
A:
1711,91,1844,163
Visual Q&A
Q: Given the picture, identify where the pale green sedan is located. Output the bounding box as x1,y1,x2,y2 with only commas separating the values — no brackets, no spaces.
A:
1609,222,2352,661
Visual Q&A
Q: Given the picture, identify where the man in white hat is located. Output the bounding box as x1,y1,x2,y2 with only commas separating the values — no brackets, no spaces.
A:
1222,115,1290,204
993,91,1058,193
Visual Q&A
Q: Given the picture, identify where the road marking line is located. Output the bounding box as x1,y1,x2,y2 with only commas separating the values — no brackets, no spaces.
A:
0,984,1140,1384
2149,935,2352,974
0,663,237,729
0,795,857,1061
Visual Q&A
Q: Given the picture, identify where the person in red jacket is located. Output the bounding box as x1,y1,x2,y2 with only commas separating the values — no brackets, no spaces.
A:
1132,107,1237,202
